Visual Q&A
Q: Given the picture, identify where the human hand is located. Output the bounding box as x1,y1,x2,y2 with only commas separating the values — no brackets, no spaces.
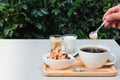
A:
102,4,120,29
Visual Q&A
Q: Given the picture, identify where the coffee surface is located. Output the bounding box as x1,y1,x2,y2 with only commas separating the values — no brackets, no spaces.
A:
80,47,108,53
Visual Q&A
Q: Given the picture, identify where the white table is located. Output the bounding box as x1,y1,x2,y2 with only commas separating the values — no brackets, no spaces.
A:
0,39,120,80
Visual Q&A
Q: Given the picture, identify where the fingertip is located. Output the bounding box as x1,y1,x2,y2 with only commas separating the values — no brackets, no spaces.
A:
118,27,120,30
102,17,105,21
106,16,111,21
104,24,108,28
116,23,120,30
104,22,110,27
102,14,107,21
112,23,116,28
104,26,108,28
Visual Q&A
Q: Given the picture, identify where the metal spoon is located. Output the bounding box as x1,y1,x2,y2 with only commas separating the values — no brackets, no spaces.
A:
89,20,107,39
71,66,108,72
71,66,85,72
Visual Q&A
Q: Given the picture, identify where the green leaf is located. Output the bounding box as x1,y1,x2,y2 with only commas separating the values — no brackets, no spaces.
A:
67,9,73,17
40,8,48,14
50,0,56,7
68,0,73,4
37,11,43,16
19,24,23,28
50,0,56,4
0,21,3,27
4,28,10,36
99,33,108,39
52,9,60,16
42,24,46,32
58,24,64,30
0,3,7,6
22,4,28,10
36,23,42,30
31,9,37,15
4,18,8,21
25,17,31,22
73,11,77,15
43,0,47,4
20,12,27,17
74,0,82,4
61,18,69,22
9,30,13,37
12,24,18,30
9,8,14,12
0,6,6,12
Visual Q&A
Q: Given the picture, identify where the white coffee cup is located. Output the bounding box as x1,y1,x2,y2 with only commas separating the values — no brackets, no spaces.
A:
78,44,117,68
63,34,77,54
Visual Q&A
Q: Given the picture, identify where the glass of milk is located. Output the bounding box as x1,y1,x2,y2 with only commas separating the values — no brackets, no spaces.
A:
63,34,77,54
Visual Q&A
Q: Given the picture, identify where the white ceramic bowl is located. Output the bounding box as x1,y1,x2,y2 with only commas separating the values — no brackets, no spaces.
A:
42,54,75,69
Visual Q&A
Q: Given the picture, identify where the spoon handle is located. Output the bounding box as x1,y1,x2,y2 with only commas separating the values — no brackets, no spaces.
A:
80,69,108,72
96,20,107,32
72,66,108,72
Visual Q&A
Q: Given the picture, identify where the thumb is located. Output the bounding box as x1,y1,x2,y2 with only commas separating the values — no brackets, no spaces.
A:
106,13,120,21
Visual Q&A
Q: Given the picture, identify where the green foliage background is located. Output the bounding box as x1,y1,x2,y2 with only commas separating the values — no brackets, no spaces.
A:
0,0,120,41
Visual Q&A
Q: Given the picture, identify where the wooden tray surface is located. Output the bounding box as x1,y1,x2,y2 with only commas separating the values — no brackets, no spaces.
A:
43,59,117,77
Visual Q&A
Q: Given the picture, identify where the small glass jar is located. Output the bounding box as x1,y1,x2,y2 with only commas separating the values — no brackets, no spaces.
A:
50,35,63,50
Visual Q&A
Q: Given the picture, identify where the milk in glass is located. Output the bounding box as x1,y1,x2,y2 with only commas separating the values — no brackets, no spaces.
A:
64,34,77,54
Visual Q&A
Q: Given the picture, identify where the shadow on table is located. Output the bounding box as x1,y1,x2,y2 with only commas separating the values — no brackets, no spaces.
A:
115,36,120,46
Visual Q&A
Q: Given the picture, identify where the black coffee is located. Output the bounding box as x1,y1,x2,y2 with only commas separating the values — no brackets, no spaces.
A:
80,47,108,53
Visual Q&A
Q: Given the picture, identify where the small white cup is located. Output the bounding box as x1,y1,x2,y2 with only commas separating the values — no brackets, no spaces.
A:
63,34,77,54
78,44,117,68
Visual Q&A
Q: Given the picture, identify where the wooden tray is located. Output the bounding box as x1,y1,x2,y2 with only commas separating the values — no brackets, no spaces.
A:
43,59,117,77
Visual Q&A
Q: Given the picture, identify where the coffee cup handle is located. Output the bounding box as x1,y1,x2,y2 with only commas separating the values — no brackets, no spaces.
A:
104,53,117,66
